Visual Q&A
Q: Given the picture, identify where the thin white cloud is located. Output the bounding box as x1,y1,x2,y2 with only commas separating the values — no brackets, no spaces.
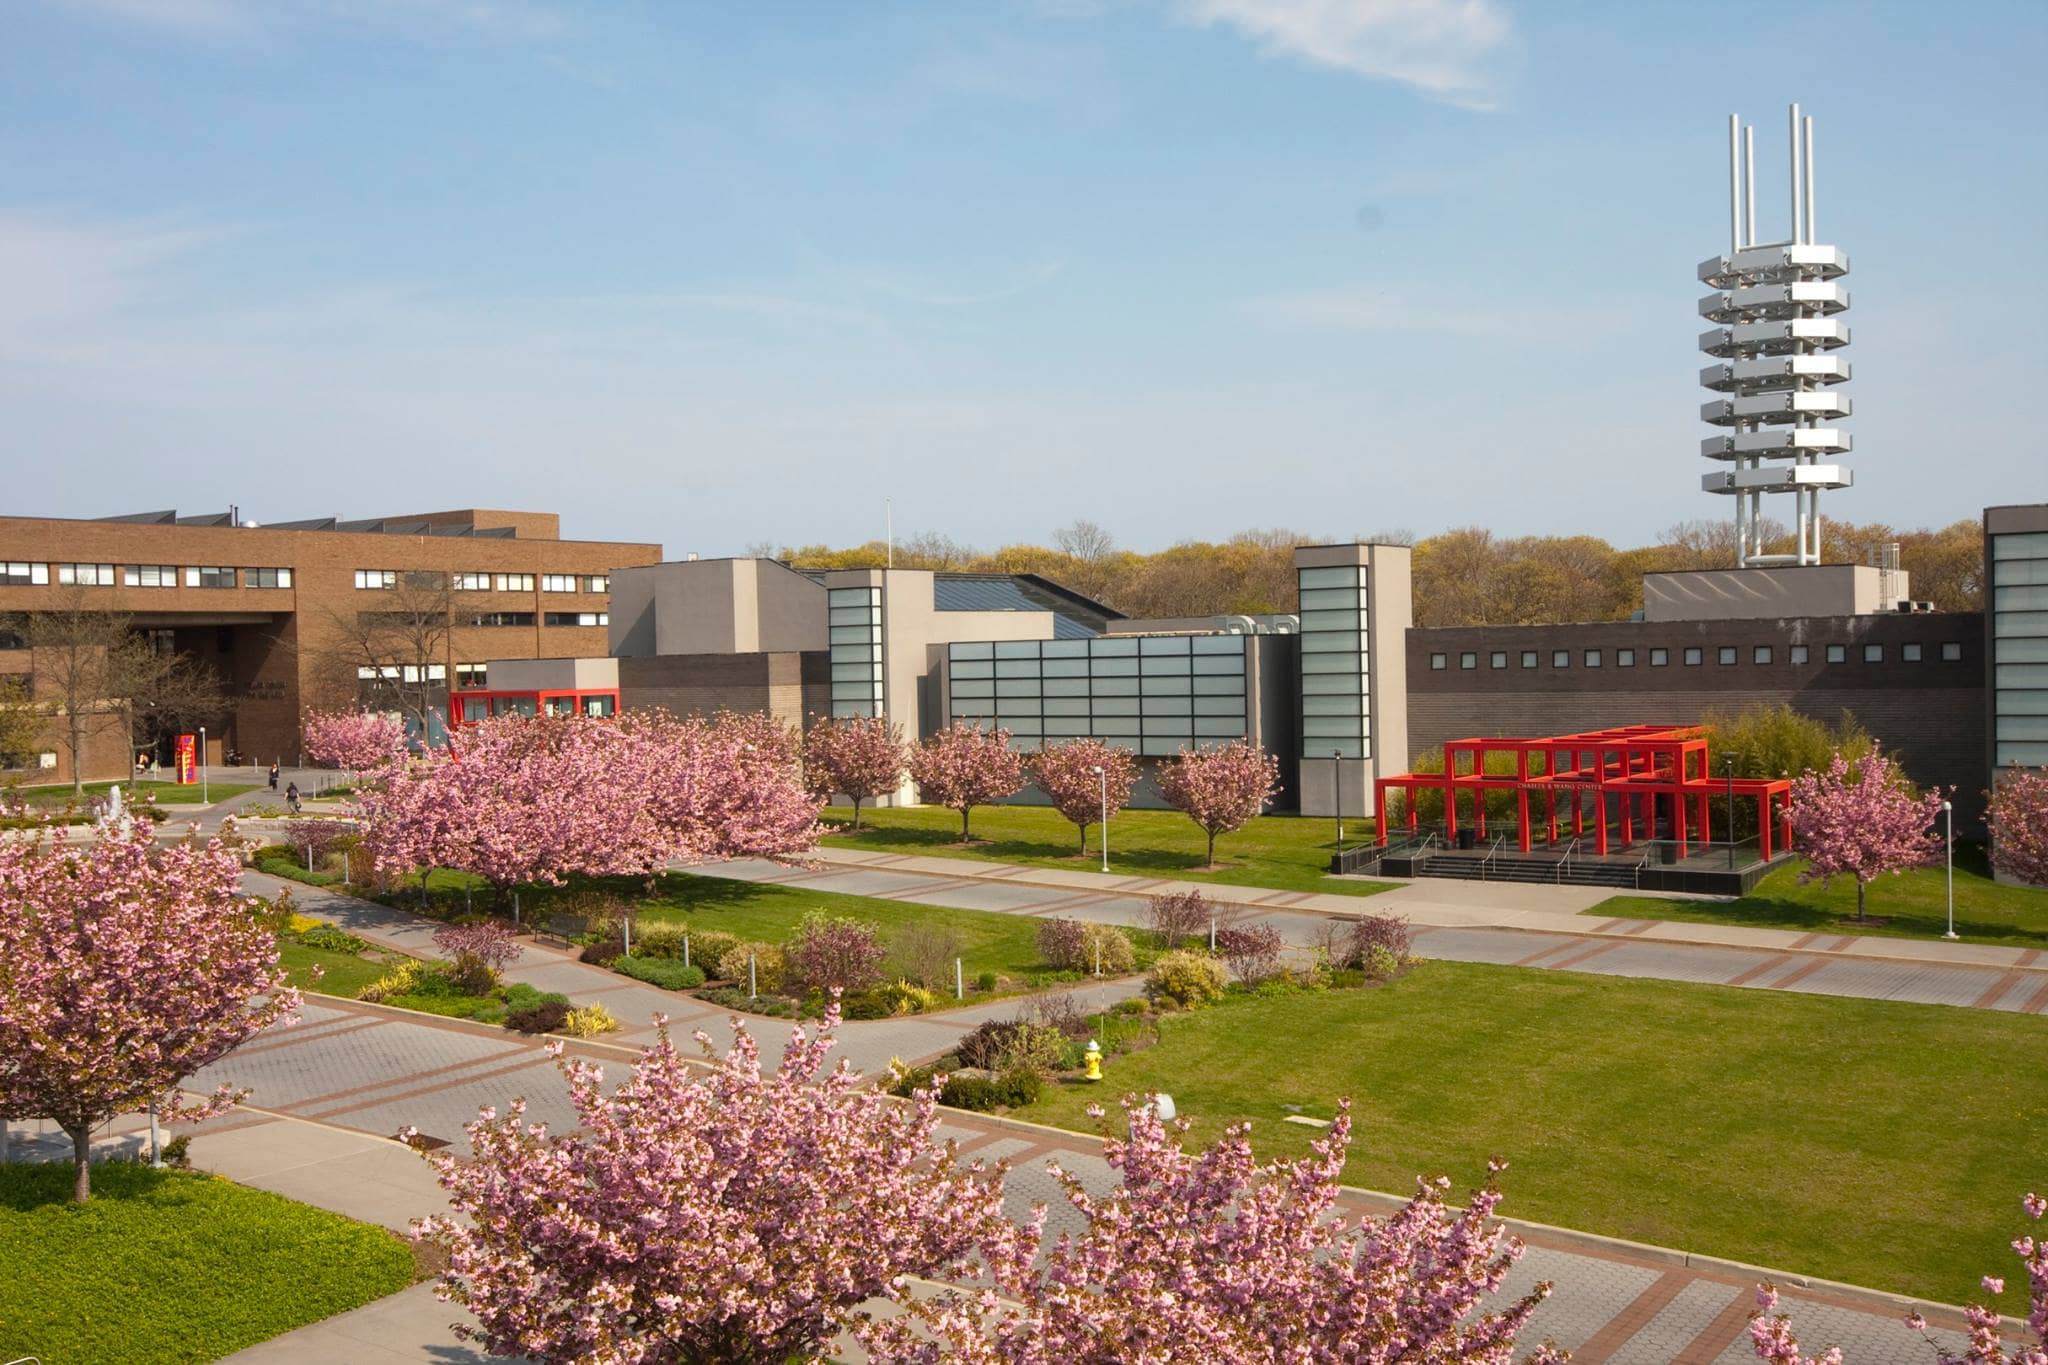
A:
1178,0,1512,109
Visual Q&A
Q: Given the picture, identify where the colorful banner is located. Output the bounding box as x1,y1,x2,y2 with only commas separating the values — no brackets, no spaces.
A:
175,733,197,785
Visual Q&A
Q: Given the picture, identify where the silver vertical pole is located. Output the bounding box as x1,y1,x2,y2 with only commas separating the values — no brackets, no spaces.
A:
1803,116,1817,245
1728,114,1742,255
1743,125,1756,247
1788,103,1803,244
955,957,963,1000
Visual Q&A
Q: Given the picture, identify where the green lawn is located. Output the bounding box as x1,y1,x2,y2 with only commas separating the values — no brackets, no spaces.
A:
1015,959,2048,1308
277,939,398,998
13,778,259,806
822,804,1394,898
0,1162,415,1365
1588,845,2048,949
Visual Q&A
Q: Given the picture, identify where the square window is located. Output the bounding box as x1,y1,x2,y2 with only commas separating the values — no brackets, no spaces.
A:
1941,642,1961,661
1790,644,1809,665
1520,651,1536,668
1864,643,1883,663
1584,649,1602,668
1552,650,1570,667
1684,648,1703,666
1902,643,1923,662
1429,653,1446,671
1753,645,1773,665
1617,649,1635,667
1650,647,1669,666
1490,652,1507,669
1717,646,1737,665
1826,644,1846,663
1459,652,1477,670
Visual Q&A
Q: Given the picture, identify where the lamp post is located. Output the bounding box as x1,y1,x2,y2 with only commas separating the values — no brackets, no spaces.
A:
1333,748,1344,847
198,725,208,805
1091,763,1108,873
1940,799,1957,940
1724,754,1736,869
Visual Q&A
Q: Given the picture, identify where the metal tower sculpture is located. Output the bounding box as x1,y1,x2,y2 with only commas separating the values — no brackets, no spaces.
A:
1698,105,1851,567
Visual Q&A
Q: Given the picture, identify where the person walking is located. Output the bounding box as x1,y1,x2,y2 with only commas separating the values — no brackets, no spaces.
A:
268,761,280,791
285,781,301,815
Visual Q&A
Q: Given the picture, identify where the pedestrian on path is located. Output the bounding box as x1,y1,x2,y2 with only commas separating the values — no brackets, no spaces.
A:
285,781,301,815
268,761,280,791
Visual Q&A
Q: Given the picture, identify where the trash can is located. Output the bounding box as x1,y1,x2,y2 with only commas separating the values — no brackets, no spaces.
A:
1456,828,1478,851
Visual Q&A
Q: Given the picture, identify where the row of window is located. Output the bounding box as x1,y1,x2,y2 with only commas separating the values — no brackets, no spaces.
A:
2,561,297,589
358,571,609,593
1429,641,1965,671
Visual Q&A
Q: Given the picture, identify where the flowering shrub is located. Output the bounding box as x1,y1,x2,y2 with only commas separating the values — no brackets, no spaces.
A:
803,715,907,829
784,911,887,995
1035,918,1135,974
1216,922,1285,983
560,1003,619,1037
1027,739,1139,853
1036,917,1086,970
281,817,361,862
301,708,407,775
1986,767,2048,888
909,723,1026,841
1156,739,1282,867
1145,888,1211,948
411,1011,1026,1362
1324,912,1414,970
432,920,523,973
1147,950,1227,1007
1789,745,1946,921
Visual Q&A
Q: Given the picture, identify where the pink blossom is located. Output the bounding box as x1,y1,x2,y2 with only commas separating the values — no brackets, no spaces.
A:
1028,738,1139,855
1788,745,1947,921
803,714,907,829
1986,768,2048,889
300,707,408,776
909,722,1026,841
1157,739,1282,868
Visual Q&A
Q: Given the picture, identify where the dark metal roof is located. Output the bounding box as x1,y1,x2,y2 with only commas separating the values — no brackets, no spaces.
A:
99,511,516,538
932,573,1119,638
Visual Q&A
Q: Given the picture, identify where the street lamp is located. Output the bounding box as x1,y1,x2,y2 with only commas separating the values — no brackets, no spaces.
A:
1724,754,1736,869
1091,764,1108,873
1940,799,1957,940
198,725,208,805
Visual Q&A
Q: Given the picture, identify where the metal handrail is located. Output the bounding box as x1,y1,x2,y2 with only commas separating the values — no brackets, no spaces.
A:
1555,837,1580,884
1479,834,1507,880
1633,851,1653,889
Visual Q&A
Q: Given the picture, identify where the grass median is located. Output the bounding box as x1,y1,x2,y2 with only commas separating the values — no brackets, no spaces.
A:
0,1162,415,1364
822,804,1394,898
1587,845,2048,950
1014,957,2048,1308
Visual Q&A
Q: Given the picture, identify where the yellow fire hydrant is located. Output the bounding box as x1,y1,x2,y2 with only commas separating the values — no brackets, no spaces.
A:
1084,1039,1103,1082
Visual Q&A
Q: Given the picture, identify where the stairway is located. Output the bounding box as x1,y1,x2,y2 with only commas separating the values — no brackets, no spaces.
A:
1409,851,1646,890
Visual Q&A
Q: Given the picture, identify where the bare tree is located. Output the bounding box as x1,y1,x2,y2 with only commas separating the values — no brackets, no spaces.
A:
18,591,158,796
127,649,229,761
302,571,454,743
1052,519,1116,563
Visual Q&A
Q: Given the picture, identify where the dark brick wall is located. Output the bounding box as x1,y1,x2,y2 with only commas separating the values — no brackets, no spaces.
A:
619,651,830,729
1406,613,1988,821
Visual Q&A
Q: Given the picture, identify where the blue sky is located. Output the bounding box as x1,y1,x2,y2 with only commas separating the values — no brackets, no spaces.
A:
4,0,2044,556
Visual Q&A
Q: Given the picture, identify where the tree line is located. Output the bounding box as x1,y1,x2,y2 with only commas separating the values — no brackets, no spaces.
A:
757,514,1985,626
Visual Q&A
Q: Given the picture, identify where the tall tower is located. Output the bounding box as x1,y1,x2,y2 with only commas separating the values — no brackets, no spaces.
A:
1698,105,1851,567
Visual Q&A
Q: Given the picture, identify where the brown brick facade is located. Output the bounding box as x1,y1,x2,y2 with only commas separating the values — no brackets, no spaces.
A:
0,510,659,782
617,652,831,729
1406,613,1988,820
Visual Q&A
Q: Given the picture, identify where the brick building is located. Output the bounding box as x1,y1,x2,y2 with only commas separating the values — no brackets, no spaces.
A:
0,508,659,784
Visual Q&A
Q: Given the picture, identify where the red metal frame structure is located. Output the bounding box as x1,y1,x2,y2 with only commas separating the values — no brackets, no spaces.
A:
447,688,620,728
1373,725,1795,861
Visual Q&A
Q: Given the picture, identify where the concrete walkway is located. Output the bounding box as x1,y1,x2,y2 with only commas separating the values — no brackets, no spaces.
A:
685,847,2048,1014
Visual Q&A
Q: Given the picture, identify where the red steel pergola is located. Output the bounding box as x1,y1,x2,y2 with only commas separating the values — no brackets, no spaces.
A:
1373,725,1794,860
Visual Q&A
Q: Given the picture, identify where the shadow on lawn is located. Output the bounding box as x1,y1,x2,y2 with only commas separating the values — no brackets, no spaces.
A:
820,822,1221,875
1702,895,2048,948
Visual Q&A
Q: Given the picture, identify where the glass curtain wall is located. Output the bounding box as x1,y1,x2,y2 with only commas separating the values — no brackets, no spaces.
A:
1297,564,1370,760
828,586,884,718
1992,530,2048,767
947,635,1248,755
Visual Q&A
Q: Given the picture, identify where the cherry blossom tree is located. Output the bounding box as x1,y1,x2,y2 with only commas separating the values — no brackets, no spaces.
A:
1986,767,2048,889
804,714,906,829
1028,738,1138,855
909,722,1026,841
1788,746,1946,922
0,823,300,1201
300,707,407,780
860,1095,1565,1364
360,711,821,906
1157,739,1282,868
1750,1191,2045,1364
411,1008,1029,1363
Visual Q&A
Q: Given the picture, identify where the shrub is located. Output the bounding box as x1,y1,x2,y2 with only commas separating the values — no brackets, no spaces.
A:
973,969,999,992
695,985,802,1018
685,929,744,976
161,1134,192,1168
843,980,941,1020
955,1020,1023,1071
1147,950,1227,1008
1114,996,1150,1016
615,954,707,991
1363,945,1401,980
298,924,369,954
446,954,498,997
1215,922,1284,984
889,920,965,990
432,920,522,973
714,941,784,993
784,911,886,995
629,920,695,961
560,1003,619,1037
1145,888,1211,948
579,937,625,967
359,960,429,1003
1324,913,1414,970
504,1000,572,1034
548,889,636,941
940,1068,1042,1112
501,982,569,1011
1078,922,1136,976
1036,917,1086,971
